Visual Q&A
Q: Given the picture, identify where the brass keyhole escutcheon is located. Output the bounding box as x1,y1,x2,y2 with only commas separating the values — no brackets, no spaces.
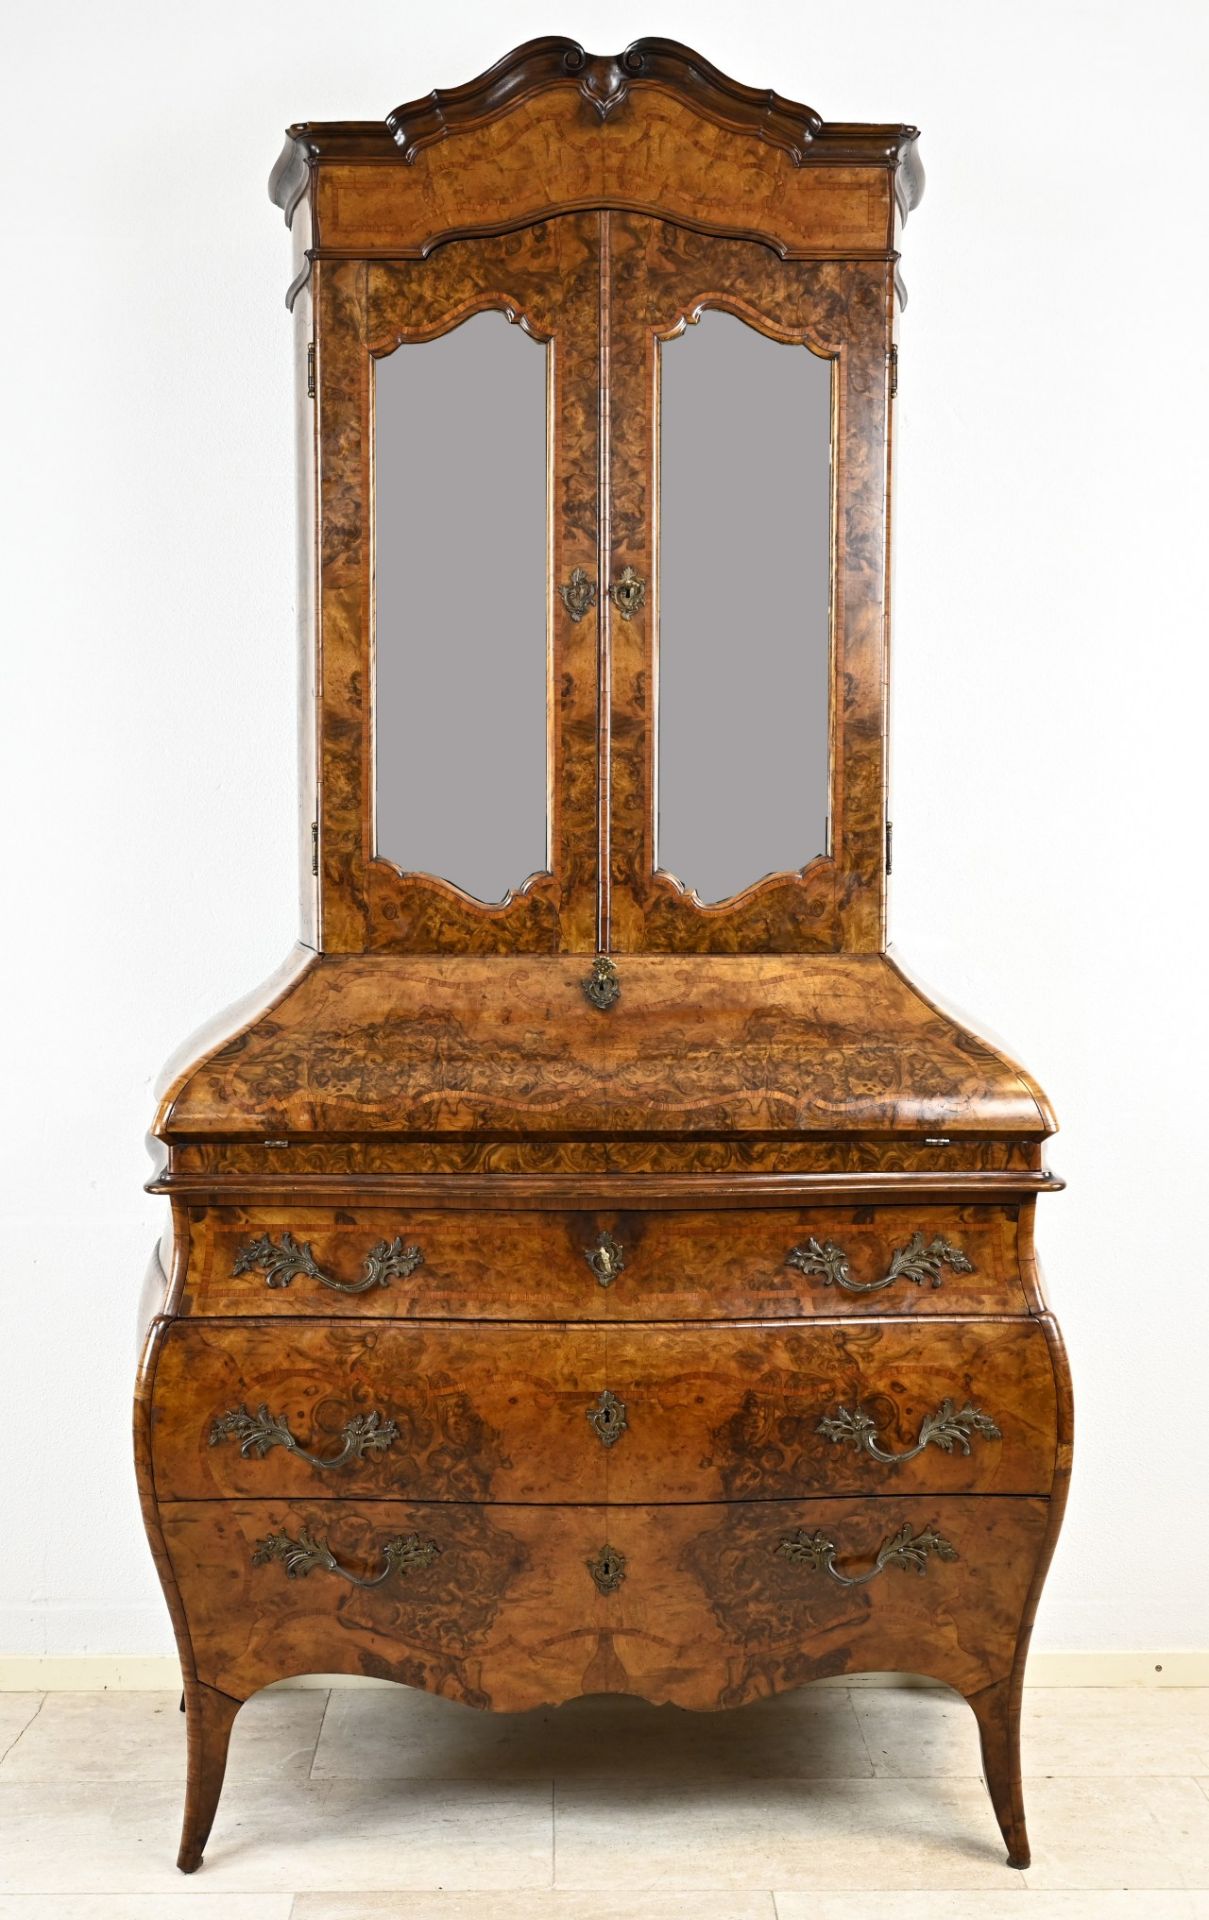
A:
587,1388,628,1449
558,567,597,623
608,566,646,620
582,954,620,1010
587,1544,626,1594
583,1230,625,1287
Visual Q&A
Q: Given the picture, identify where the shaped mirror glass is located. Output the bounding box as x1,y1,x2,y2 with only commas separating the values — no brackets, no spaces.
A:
657,310,832,903
374,312,548,902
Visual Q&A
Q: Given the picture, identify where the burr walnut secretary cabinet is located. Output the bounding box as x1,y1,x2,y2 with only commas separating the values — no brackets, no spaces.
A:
135,37,1072,1875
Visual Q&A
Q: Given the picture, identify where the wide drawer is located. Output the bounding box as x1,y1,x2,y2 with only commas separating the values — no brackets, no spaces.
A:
162,1492,1049,1710
150,1318,1057,1503
182,1203,1025,1319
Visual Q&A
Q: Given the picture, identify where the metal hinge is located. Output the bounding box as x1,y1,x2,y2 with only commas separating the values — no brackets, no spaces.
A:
886,818,894,874
310,819,318,875
888,344,898,398
306,342,316,398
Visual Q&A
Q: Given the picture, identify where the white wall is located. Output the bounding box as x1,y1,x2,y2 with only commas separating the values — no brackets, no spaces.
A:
2,0,1206,1664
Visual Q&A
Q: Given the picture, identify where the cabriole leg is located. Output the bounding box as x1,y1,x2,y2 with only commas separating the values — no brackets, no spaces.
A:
968,1674,1029,1868
178,1679,241,1873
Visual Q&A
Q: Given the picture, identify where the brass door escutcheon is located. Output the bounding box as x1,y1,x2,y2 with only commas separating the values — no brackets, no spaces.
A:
587,1544,626,1594
582,954,620,1010
776,1521,957,1588
786,1230,974,1296
583,1230,625,1287
232,1231,424,1295
816,1398,1001,1466
251,1527,440,1587
558,567,597,622
587,1388,628,1448
608,565,646,620
210,1404,399,1471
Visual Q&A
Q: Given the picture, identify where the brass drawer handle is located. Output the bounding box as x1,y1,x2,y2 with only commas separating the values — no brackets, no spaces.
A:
587,1544,626,1594
787,1230,974,1296
233,1230,423,1295
608,565,646,620
558,567,597,622
817,1398,1001,1466
777,1520,957,1588
252,1526,439,1588
587,1388,628,1448
210,1404,399,1472
583,1230,625,1287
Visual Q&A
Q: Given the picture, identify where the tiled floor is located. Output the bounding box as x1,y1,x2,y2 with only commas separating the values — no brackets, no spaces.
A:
0,1685,1207,1916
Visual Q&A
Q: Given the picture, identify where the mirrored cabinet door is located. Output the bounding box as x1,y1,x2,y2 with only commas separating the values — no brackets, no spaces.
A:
318,217,601,953
605,215,855,954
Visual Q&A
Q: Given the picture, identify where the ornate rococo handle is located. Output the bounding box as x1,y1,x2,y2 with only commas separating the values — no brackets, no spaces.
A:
582,954,620,1010
558,567,597,622
210,1404,399,1472
777,1521,957,1588
816,1398,1001,1466
583,1230,625,1287
233,1230,424,1295
251,1526,440,1588
608,566,646,620
786,1230,974,1296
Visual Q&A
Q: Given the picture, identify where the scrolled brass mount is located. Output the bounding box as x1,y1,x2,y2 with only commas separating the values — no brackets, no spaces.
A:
232,1231,424,1295
582,954,620,1010
587,1388,628,1448
583,1230,625,1287
776,1520,957,1588
608,565,646,619
587,1544,626,1594
558,566,597,622
210,1404,399,1472
251,1526,440,1588
816,1398,1001,1466
786,1230,974,1296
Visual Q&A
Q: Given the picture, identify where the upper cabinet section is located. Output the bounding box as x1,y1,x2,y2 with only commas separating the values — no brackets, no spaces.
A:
273,41,921,957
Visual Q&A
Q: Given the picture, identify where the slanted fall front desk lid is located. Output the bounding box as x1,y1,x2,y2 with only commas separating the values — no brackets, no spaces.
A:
155,950,1053,1141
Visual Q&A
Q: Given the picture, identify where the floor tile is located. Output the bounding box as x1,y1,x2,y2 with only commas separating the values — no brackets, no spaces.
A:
0,1701,42,1766
553,1776,1022,1890
312,1685,871,1783
1022,1774,1209,1889
0,1899,292,1919
294,1895,776,1919
0,1778,552,1894
0,1689,327,1783
775,1895,1209,1918
855,1686,1209,1778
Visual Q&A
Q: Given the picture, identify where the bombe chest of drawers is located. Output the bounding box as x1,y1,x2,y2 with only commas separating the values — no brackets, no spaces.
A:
135,37,1072,1875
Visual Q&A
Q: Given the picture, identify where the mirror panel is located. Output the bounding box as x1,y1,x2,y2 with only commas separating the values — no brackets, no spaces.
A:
374,312,548,902
656,310,832,903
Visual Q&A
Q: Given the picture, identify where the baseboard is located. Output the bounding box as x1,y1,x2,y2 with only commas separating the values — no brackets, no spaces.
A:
0,1651,1205,1691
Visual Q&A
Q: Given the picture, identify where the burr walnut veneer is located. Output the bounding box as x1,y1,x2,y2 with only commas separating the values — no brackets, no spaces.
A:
136,37,1071,1876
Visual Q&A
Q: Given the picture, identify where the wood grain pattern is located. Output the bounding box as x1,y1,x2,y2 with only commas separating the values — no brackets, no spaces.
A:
163,1493,1047,1711
153,1320,606,1503
151,1316,1056,1504
169,1135,1046,1177
180,1202,1024,1321
156,952,1054,1139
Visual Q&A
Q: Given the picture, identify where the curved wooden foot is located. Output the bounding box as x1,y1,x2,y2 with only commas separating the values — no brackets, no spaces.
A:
969,1675,1029,1868
178,1680,241,1873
